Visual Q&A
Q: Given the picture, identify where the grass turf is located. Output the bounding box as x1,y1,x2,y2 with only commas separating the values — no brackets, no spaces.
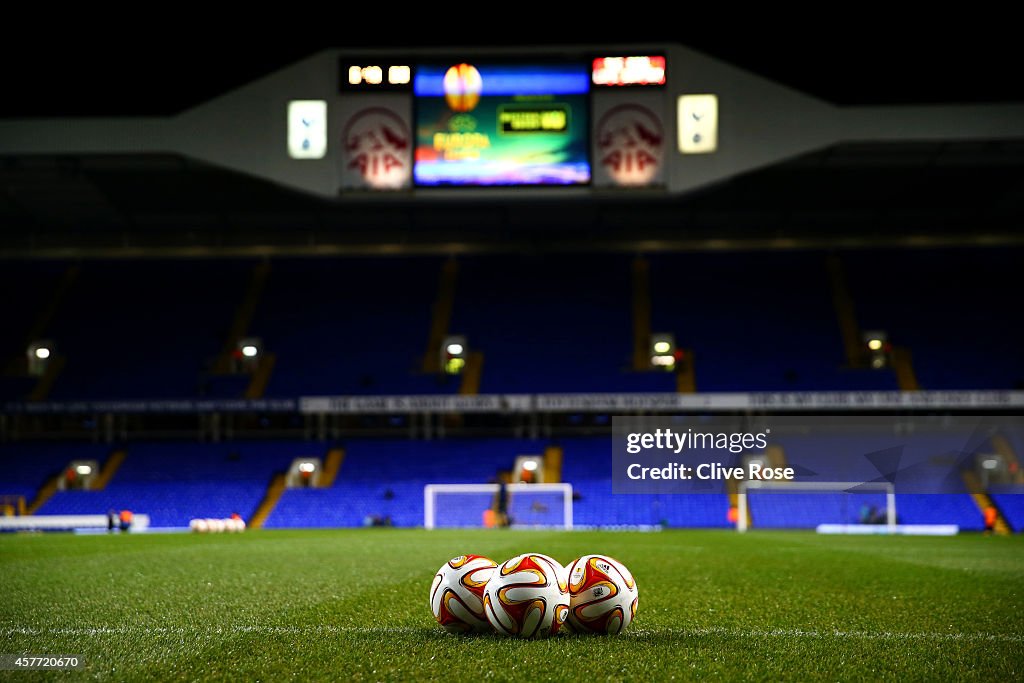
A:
1,529,1022,681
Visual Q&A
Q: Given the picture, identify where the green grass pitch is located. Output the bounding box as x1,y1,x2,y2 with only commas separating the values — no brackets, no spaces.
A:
2,529,1022,680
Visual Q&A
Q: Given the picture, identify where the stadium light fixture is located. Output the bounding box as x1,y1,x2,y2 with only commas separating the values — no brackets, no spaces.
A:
650,333,676,371
522,460,539,472
27,340,54,376
862,331,889,369
76,465,92,475
981,458,999,470
298,462,316,474
236,337,263,370
442,335,467,375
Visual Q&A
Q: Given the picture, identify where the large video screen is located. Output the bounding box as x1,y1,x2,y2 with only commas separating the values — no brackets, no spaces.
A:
414,62,590,186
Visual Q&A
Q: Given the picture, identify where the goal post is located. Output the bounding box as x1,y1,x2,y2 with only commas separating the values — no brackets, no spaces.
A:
737,480,896,533
424,483,573,530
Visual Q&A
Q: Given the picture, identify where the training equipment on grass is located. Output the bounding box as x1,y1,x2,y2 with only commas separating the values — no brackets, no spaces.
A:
430,554,498,633
483,553,569,638
565,554,638,635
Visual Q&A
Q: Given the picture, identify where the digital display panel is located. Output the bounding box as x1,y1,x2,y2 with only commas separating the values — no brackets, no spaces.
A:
413,62,590,186
592,56,666,87
339,60,414,91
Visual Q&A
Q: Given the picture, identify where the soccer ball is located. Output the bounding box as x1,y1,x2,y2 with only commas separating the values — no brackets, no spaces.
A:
565,555,638,635
483,553,569,638
190,518,207,533
430,555,498,633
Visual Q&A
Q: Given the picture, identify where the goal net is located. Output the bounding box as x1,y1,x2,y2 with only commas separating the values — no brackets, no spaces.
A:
424,483,573,530
737,480,895,533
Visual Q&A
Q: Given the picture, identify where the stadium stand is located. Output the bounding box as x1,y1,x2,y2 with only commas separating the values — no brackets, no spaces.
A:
4,249,1021,400
560,437,732,528
0,252,1018,534
746,429,988,530
844,247,1024,390
266,438,545,528
38,441,300,527
251,257,452,397
449,254,674,393
650,251,899,392
0,442,110,504
991,486,1024,532
45,260,250,400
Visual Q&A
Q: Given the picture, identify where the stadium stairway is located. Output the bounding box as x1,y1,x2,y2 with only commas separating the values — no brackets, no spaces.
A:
543,445,563,483
423,258,458,374
459,351,484,394
215,261,270,374
828,253,920,390
25,446,122,513
27,265,79,394
963,471,1010,535
26,474,59,514
891,347,920,391
827,254,863,368
2,264,76,402
244,352,277,399
249,473,286,529
91,449,126,490
676,348,696,393
632,256,651,371
320,448,345,487
990,434,1021,477
250,446,345,528
27,355,66,402
211,260,275,398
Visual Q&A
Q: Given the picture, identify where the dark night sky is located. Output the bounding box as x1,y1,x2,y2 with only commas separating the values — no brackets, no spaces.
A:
0,18,1020,117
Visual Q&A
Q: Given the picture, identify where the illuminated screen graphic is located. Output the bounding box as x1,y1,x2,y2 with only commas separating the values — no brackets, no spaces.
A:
414,62,591,186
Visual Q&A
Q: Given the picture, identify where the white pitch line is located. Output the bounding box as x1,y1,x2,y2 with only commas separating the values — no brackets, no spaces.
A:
632,626,1024,643
4,625,1022,643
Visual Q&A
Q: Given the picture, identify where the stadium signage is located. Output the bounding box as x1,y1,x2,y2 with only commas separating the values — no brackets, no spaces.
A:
342,107,412,189
5,391,1022,415
3,399,297,414
595,104,664,187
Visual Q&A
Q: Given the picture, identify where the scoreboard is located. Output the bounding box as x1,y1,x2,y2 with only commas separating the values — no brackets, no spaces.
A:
286,52,717,195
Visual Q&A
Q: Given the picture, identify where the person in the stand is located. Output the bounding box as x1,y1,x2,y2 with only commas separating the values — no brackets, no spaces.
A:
107,509,117,533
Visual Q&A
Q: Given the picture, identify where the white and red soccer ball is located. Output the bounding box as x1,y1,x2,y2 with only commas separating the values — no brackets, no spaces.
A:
430,552,638,637
482,553,570,639
565,554,639,635
430,555,497,633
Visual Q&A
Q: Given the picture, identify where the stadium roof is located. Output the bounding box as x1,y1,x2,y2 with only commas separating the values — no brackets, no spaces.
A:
2,23,1022,257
